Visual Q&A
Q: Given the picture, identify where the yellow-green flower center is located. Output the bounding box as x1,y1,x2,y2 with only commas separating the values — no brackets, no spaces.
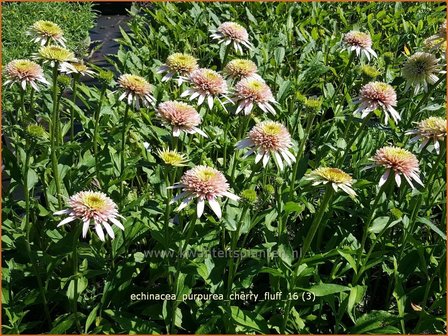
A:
197,168,217,181
83,194,107,210
315,167,352,184
33,20,63,36
39,45,74,62
261,123,282,135
384,147,414,160
158,149,187,166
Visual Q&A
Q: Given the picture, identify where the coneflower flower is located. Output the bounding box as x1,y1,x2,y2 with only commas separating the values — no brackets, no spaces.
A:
224,59,258,79
4,59,49,91
169,165,239,219
210,21,252,54
236,121,295,170
181,68,231,109
369,146,423,189
28,20,66,47
402,52,441,95
406,116,446,154
59,61,95,77
35,45,77,68
426,21,447,46
343,31,377,60
54,191,125,241
157,101,207,137
157,148,188,167
306,167,357,197
117,74,155,109
157,53,198,85
354,81,400,124
233,77,277,115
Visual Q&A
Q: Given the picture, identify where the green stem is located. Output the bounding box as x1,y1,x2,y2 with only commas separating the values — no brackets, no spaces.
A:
289,112,315,198
226,205,249,299
24,140,34,240
281,185,334,333
353,174,392,284
337,112,373,166
120,104,131,201
25,239,52,329
72,226,82,333
93,87,106,187
70,75,79,142
170,214,197,333
50,65,63,207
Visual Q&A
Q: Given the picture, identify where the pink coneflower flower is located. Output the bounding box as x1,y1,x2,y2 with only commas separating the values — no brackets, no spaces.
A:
406,116,446,154
343,31,377,60
35,45,77,68
54,191,125,241
402,52,441,95
224,59,258,79
236,121,295,170
233,77,277,115
369,146,423,189
4,59,49,91
117,74,155,109
181,68,231,110
169,166,239,219
210,22,253,54
28,20,66,47
354,81,400,124
59,61,95,77
157,53,198,85
157,101,207,137
306,167,357,197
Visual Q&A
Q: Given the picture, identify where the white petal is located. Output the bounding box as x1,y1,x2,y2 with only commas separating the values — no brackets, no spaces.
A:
57,216,76,227
273,151,284,171
54,209,70,216
102,222,115,239
95,224,105,241
262,152,270,167
208,198,222,219
109,217,125,231
197,199,205,218
395,173,401,187
208,95,214,110
222,191,240,201
82,220,90,238
379,169,390,187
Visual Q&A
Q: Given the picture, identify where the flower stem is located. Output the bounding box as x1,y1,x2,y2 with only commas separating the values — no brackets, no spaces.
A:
24,140,35,240
72,226,82,333
69,75,79,142
93,87,106,187
281,185,334,333
353,173,392,284
226,205,249,299
336,112,373,166
50,65,63,208
119,104,131,201
289,112,315,199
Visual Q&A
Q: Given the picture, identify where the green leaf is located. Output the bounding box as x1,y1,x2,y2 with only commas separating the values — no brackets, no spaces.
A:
417,217,446,240
307,283,350,297
85,305,99,333
230,306,269,333
369,216,390,234
284,201,305,214
26,169,39,191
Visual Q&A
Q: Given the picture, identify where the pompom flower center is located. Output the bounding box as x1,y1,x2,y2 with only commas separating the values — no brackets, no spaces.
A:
249,121,291,151
39,45,74,62
166,53,197,72
315,167,352,184
344,31,372,48
82,194,107,210
33,20,63,36
361,82,396,105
